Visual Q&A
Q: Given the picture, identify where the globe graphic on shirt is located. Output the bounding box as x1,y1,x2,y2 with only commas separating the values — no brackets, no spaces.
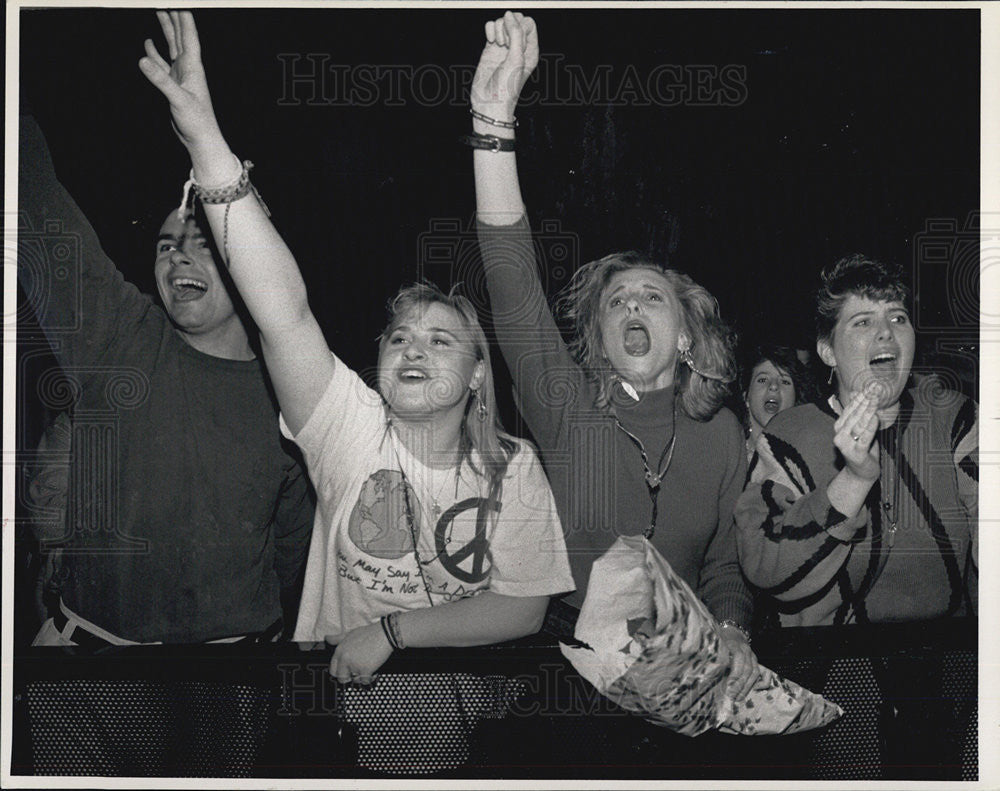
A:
346,468,420,560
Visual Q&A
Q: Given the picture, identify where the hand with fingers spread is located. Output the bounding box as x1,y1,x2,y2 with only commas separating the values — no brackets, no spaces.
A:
833,391,880,482
472,11,539,125
327,623,394,686
138,11,224,153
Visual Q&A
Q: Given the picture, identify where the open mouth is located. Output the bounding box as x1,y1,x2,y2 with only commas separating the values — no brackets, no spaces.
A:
623,321,651,357
397,368,429,382
762,397,781,414
868,352,897,375
170,277,208,302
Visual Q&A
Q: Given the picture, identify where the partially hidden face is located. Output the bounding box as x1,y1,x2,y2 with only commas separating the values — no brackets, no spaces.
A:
378,301,485,418
598,268,686,392
154,212,238,336
745,360,796,429
818,294,915,409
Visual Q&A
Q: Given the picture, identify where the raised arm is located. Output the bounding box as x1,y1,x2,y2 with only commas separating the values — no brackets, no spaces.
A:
18,115,152,370
139,11,331,434
470,11,535,224
472,13,588,446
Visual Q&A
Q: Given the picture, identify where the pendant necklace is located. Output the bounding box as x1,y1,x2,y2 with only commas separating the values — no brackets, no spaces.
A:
387,428,460,606
879,423,902,547
613,397,678,540
427,465,461,521
388,426,461,521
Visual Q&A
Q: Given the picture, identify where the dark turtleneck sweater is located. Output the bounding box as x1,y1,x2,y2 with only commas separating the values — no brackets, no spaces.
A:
478,216,752,627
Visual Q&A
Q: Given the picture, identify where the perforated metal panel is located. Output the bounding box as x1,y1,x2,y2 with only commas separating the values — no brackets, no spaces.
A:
799,657,885,779
26,680,271,776
15,639,978,779
776,649,977,780
339,673,525,774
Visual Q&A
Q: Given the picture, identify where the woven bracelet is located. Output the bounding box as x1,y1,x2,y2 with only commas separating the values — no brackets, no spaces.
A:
193,159,255,204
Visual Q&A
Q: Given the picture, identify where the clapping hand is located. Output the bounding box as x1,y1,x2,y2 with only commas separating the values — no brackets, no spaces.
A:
833,391,880,482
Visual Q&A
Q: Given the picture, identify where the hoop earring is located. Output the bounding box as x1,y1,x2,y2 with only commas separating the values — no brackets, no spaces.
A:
472,388,488,422
679,346,728,383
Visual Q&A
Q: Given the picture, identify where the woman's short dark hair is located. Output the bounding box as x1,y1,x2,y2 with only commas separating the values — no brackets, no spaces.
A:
815,253,911,344
741,344,816,406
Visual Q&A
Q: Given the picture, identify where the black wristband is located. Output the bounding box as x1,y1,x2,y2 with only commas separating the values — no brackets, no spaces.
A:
459,133,516,152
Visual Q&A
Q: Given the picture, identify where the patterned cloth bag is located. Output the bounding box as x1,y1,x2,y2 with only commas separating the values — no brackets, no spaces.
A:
560,535,843,736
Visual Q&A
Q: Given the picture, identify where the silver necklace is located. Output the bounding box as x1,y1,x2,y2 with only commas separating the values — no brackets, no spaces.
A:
879,424,902,547
613,397,678,540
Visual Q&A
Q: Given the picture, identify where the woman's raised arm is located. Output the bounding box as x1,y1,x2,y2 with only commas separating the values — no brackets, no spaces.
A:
139,11,332,434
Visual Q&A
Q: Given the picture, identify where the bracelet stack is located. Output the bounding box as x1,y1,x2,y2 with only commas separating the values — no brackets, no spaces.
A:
176,154,271,265
380,612,405,650
718,619,751,645
192,158,256,205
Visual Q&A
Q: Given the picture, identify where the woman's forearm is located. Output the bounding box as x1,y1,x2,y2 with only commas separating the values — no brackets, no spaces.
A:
396,591,547,648
472,120,526,224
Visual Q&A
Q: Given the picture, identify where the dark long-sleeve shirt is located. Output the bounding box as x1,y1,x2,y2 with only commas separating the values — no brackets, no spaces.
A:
477,216,752,628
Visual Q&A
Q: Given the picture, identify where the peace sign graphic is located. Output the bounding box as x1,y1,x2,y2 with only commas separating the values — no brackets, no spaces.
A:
433,497,500,584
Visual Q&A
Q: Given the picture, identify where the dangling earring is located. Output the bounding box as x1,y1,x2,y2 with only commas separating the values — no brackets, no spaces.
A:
678,344,728,383
472,388,487,422
827,367,836,386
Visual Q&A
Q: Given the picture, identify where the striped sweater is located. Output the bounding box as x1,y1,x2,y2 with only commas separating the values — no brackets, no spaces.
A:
734,385,977,626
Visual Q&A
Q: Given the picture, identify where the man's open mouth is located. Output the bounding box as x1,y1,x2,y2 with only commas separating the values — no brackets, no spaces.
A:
623,321,650,357
170,277,208,301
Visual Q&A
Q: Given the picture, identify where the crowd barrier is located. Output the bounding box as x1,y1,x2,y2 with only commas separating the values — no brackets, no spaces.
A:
11,617,976,780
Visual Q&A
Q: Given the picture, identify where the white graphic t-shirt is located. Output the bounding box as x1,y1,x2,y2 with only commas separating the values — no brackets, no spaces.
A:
284,357,574,643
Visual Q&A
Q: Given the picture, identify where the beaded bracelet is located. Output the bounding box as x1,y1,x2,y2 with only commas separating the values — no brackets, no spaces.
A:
470,108,518,129
718,619,751,644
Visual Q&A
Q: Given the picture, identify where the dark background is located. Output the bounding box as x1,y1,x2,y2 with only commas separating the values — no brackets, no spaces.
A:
17,5,979,453
10,6,983,768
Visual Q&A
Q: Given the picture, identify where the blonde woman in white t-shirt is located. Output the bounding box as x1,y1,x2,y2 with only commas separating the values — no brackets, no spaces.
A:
139,12,573,696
